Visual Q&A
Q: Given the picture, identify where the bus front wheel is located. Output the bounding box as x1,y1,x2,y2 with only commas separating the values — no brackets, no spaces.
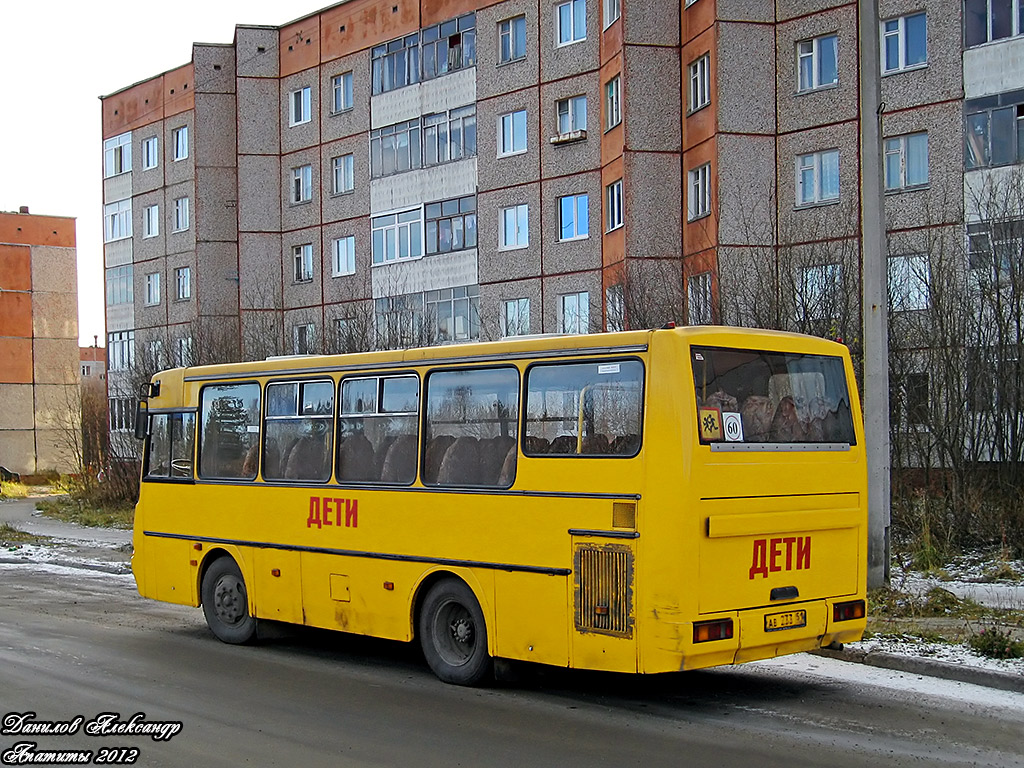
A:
201,557,257,644
419,578,491,686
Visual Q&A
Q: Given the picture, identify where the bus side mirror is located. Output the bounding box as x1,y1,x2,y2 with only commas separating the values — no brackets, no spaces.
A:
134,402,149,440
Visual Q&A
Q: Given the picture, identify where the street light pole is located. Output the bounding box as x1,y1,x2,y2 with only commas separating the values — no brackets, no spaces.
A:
859,0,891,588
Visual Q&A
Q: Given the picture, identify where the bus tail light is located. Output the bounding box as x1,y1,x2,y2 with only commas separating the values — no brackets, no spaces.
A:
693,619,733,643
833,600,865,622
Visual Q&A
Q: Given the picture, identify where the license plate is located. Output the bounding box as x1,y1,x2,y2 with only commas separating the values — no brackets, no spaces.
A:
764,609,807,632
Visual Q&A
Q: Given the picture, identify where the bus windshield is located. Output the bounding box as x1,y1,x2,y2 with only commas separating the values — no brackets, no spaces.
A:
691,345,856,445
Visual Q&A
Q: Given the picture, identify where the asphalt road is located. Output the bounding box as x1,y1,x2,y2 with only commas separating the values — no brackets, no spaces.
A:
0,555,1022,768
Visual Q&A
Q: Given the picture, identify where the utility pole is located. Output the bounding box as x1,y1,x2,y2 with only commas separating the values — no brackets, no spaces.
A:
859,0,891,588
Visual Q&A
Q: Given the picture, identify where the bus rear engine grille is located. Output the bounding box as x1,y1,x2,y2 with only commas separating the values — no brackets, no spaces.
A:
574,545,634,638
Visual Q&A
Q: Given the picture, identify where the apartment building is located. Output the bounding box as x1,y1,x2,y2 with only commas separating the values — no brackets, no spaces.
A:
0,208,80,475
99,0,1024,438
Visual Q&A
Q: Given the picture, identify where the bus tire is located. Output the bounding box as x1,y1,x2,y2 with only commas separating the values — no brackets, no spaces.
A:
201,557,257,645
419,578,491,686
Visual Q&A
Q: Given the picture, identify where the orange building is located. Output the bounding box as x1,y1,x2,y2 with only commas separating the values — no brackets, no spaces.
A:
0,208,80,475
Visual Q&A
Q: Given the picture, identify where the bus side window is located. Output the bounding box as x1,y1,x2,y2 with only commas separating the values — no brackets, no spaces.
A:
145,412,196,479
263,380,334,483
198,383,261,480
146,415,172,478
422,367,519,487
524,360,644,457
338,374,418,484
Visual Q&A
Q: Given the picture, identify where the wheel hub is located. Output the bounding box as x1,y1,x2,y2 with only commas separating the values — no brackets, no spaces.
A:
450,617,473,644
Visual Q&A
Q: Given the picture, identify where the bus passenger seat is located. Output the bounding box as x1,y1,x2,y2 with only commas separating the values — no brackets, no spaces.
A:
241,443,260,477
380,433,416,483
548,434,578,455
581,434,610,455
496,443,517,486
338,433,375,482
437,436,481,485
423,435,456,484
740,395,773,442
609,433,640,455
285,436,326,480
523,435,549,455
480,436,515,485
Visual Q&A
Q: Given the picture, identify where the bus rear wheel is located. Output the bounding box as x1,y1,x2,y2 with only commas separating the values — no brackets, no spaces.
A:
419,578,491,686
201,557,257,644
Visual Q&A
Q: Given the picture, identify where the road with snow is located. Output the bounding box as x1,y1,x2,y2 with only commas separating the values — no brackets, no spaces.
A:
0,498,1022,767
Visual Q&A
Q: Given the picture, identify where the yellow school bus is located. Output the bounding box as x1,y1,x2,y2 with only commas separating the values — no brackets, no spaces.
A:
132,326,867,685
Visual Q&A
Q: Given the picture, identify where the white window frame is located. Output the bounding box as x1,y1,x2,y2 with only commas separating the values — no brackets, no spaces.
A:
688,272,713,325
796,149,840,206
290,86,312,126
603,0,621,28
175,336,194,367
331,72,353,114
556,0,587,46
557,95,587,136
175,267,192,301
687,163,711,221
293,243,314,283
103,133,131,178
332,235,356,277
143,204,159,238
502,297,531,337
499,204,529,250
559,291,590,334
605,179,623,232
888,254,930,311
292,165,313,204
796,34,838,93
499,109,528,156
332,154,354,195
104,199,132,242
884,132,929,191
141,136,159,170
172,125,189,161
558,193,589,242
498,15,527,64
144,272,161,307
688,54,710,113
605,75,621,131
372,208,424,265
964,0,1024,46
107,331,135,372
173,197,190,232
105,265,133,305
881,13,927,74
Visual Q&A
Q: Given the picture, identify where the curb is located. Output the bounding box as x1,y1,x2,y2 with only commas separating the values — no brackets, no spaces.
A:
811,646,1024,693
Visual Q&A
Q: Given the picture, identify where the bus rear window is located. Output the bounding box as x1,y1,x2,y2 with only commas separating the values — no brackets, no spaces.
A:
691,346,856,446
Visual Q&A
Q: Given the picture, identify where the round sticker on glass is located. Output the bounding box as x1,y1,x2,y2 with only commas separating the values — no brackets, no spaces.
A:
723,412,744,442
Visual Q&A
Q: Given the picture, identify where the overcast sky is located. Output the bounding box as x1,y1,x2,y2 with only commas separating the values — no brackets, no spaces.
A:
0,1,330,347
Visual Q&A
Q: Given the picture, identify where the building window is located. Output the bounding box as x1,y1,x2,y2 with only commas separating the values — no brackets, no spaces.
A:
500,204,529,250
290,86,312,126
172,126,188,161
291,165,313,203
426,285,480,342
331,72,353,114
103,133,131,177
884,132,929,190
423,106,477,166
559,291,590,334
605,75,621,130
104,200,132,242
965,101,1024,169
797,34,838,92
556,0,586,46
173,197,190,232
332,154,354,195
558,193,589,241
796,149,840,206
332,236,356,277
426,195,477,254
605,283,624,331
107,330,135,372
604,0,621,27
293,244,314,283
144,272,161,306
422,12,476,79
503,297,530,337
293,324,316,355
557,95,587,136
605,178,623,232
689,54,710,113
370,119,423,177
109,398,135,431
372,208,423,264
499,109,528,156
143,204,159,238
967,219,1024,282
687,163,711,221
175,337,193,367
106,265,133,306
882,13,927,73
175,267,191,300
888,254,929,311
688,272,713,325
799,263,842,320
965,0,1024,47
142,136,159,170
372,34,420,95
499,15,527,63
